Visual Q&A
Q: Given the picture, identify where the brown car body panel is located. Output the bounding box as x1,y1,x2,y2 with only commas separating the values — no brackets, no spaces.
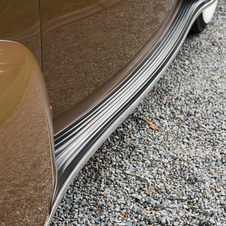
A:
0,2,57,225
0,0,176,128
40,0,176,119
0,0,42,67
0,41,56,226
50,0,179,134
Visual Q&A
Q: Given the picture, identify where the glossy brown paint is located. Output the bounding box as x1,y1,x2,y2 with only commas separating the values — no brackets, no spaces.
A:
53,0,180,134
0,41,56,225
40,0,175,119
0,0,42,66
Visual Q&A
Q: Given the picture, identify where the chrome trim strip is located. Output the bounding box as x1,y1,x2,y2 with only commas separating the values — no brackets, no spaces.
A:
46,0,217,224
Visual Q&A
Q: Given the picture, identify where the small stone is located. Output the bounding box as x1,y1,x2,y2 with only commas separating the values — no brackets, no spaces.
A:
209,218,216,224
178,212,183,217
94,217,100,224
137,195,142,200
126,222,132,226
161,217,166,224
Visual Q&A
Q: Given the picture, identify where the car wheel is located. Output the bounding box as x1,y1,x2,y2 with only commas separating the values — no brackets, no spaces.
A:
191,0,218,33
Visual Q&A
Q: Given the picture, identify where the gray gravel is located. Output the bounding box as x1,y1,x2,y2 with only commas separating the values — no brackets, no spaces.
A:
51,1,226,225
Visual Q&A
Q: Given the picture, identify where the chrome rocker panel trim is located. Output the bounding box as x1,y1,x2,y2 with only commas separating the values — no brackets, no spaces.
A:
46,0,217,224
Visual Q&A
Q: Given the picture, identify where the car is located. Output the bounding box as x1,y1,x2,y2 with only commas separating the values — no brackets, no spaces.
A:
0,0,218,225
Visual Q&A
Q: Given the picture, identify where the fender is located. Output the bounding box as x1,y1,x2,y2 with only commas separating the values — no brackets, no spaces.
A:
0,41,56,226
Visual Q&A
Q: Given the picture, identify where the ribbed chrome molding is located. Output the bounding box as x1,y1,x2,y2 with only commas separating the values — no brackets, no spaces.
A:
46,0,217,224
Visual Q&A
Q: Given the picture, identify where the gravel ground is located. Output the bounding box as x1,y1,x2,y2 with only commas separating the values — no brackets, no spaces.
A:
51,1,226,225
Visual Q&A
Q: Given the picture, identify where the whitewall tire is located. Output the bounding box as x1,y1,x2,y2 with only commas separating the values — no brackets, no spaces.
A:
191,0,218,33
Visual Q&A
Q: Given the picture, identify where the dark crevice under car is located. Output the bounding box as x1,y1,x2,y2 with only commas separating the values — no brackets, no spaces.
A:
0,0,218,225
